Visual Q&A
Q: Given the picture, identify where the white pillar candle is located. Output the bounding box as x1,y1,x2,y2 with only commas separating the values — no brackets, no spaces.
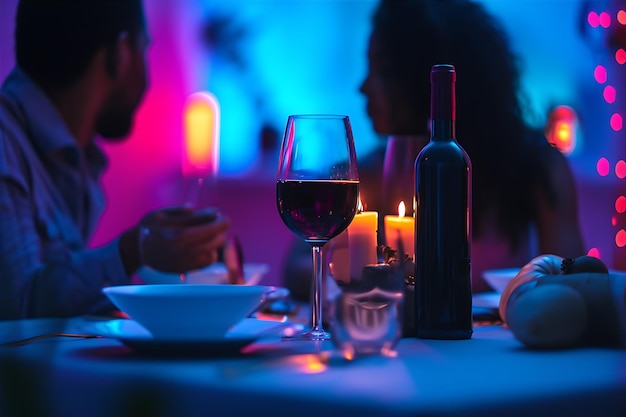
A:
347,209,379,280
329,200,378,282
384,201,414,258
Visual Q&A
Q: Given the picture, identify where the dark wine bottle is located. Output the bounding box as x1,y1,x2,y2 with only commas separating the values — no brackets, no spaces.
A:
413,64,473,340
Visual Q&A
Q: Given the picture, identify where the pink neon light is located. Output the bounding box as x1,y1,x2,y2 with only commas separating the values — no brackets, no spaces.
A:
588,11,599,27
616,49,626,64
618,10,626,25
594,65,607,83
610,113,623,131
604,85,617,103
597,157,610,176
616,195,626,213
616,229,626,248
599,11,611,28
587,247,601,259
604,85,616,102
616,160,626,178
613,216,618,226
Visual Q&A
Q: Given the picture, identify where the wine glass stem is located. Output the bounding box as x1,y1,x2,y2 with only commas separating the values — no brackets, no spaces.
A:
311,244,325,335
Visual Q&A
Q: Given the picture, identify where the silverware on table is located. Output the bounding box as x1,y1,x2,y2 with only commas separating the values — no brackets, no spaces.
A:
0,333,101,348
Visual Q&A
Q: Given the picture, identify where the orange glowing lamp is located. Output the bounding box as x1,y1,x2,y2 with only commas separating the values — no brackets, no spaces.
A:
182,92,220,177
545,105,577,155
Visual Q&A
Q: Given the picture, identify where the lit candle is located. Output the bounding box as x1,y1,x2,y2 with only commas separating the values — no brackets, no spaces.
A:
347,201,379,280
328,200,378,283
384,201,414,258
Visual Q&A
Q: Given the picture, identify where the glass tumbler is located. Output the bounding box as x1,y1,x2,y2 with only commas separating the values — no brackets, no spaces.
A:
329,262,404,359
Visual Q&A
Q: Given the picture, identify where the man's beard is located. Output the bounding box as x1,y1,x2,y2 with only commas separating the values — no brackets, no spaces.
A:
95,106,135,142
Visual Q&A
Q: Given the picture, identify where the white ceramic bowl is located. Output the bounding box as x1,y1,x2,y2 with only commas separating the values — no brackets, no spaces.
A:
102,284,270,340
482,268,521,293
136,263,269,286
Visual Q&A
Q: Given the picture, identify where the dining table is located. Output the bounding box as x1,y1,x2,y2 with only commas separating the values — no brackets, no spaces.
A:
1,312,625,417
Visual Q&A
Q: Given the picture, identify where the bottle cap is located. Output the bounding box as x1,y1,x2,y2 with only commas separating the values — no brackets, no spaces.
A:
430,64,456,121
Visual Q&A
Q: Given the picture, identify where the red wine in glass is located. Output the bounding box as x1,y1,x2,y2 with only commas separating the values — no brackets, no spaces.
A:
277,180,359,245
276,114,359,341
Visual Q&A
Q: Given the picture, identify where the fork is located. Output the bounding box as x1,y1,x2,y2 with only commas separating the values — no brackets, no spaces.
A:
0,333,101,348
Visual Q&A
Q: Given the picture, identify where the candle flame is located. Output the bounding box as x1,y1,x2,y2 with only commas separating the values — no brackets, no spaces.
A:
398,201,406,218
358,198,364,213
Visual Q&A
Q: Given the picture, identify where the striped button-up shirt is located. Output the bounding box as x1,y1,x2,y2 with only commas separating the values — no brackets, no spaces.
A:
0,68,129,319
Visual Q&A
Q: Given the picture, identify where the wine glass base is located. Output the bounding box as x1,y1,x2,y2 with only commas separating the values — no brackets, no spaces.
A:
282,329,331,341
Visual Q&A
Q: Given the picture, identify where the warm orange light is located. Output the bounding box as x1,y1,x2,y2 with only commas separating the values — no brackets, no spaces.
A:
555,122,571,143
545,105,576,154
398,201,406,218
384,200,414,256
285,354,328,374
345,199,379,280
182,92,220,176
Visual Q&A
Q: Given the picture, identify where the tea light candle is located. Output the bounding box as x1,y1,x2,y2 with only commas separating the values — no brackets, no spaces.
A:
384,201,414,258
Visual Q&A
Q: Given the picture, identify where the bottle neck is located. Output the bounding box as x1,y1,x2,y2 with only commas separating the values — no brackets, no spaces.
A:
430,64,456,142
431,120,456,142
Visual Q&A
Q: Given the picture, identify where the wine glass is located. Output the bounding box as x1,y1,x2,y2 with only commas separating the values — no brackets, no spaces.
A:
276,114,359,341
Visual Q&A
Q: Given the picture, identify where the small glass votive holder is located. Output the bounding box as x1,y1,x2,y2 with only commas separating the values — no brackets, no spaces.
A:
329,263,404,359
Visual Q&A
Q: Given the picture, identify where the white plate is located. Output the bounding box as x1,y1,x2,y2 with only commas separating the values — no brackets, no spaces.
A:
79,318,297,354
137,262,270,286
